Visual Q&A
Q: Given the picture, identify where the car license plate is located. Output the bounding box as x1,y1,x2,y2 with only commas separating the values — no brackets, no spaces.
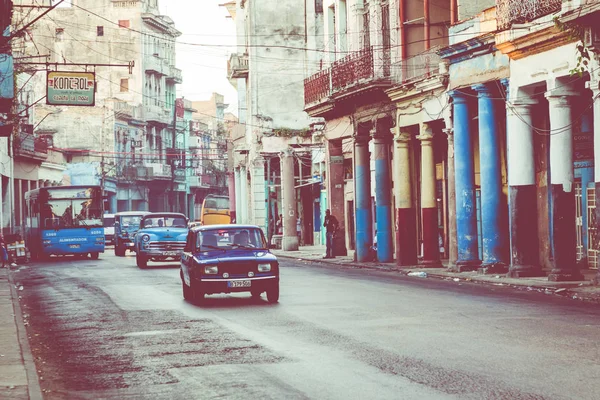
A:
69,244,80,249
228,280,251,288
163,251,178,256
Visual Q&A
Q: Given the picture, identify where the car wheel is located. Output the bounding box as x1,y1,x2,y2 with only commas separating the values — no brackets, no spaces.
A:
251,290,263,299
136,253,148,269
266,283,279,304
90,252,100,260
115,245,126,257
190,279,205,304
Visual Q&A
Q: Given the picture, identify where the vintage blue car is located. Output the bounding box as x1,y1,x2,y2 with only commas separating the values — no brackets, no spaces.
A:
134,212,188,268
114,211,150,256
180,224,279,304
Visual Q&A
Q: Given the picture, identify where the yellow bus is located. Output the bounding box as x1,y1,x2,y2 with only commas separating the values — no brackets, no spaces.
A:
200,195,231,225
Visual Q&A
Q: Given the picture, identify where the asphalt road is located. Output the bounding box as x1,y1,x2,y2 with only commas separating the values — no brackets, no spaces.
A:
11,250,600,400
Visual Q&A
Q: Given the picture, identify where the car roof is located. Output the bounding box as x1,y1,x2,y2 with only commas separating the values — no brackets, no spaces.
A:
142,212,187,219
115,211,151,216
190,224,261,233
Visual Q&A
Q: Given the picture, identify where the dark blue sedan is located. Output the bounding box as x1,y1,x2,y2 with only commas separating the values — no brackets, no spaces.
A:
180,224,279,304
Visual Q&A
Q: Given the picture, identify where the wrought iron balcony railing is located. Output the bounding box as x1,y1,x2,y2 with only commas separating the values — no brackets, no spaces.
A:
391,46,443,85
13,128,48,161
228,53,249,79
496,0,562,30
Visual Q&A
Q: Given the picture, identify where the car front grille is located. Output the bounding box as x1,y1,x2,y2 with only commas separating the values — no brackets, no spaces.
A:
219,262,257,276
148,241,186,251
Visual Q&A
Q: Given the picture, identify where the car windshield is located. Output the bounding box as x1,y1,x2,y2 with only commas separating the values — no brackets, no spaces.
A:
142,215,187,228
119,215,144,229
103,216,115,227
196,228,267,251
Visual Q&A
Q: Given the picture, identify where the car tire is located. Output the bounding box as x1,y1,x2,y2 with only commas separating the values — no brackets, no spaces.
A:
266,283,279,304
190,279,205,304
136,253,148,269
115,244,126,257
90,252,100,260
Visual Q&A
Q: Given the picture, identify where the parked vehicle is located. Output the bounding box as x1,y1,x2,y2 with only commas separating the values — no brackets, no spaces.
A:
180,224,279,304
103,214,115,246
200,194,231,225
114,211,150,256
134,213,188,268
24,185,105,260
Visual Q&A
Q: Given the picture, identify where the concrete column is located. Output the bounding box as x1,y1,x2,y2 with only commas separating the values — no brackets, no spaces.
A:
354,132,373,262
450,90,480,271
228,172,236,223
327,139,347,256
592,66,600,283
372,123,393,263
417,123,441,267
473,83,508,272
394,130,417,266
443,128,458,268
240,166,248,224
234,167,241,224
506,98,543,277
280,148,298,251
546,92,583,281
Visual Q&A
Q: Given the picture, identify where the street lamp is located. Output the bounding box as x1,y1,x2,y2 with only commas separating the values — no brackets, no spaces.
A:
34,108,64,131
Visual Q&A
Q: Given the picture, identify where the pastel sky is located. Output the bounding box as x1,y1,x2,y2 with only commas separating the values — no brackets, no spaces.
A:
160,0,238,114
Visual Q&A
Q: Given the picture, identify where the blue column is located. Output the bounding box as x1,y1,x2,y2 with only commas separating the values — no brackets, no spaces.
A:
354,134,373,262
372,128,393,263
472,83,508,271
450,90,480,271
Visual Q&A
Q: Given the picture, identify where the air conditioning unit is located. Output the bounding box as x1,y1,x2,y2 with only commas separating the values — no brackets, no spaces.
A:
583,26,600,51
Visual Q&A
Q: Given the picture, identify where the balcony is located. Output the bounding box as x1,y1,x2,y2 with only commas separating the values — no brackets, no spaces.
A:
166,66,183,84
121,165,152,181
144,162,172,179
144,105,171,124
304,46,391,112
391,47,443,85
13,127,48,162
496,0,562,30
228,53,249,79
145,55,169,75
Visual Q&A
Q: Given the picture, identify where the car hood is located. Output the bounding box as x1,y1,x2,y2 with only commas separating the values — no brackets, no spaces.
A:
194,250,277,265
137,227,188,240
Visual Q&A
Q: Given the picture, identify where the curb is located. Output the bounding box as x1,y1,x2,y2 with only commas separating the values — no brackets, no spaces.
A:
276,254,600,305
7,269,44,400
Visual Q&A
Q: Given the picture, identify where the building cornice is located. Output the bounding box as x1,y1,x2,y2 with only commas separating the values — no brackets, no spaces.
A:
439,33,496,64
142,14,182,37
495,25,574,60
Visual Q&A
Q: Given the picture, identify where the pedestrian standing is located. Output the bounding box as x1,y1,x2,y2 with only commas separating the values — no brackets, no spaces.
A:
0,235,7,268
296,216,302,246
276,214,283,235
323,209,338,259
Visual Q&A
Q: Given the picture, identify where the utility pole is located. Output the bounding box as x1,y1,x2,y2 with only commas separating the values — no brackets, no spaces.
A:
171,99,177,213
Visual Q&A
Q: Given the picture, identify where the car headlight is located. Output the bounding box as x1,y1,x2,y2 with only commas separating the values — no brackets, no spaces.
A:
141,234,150,242
204,265,218,274
257,263,271,272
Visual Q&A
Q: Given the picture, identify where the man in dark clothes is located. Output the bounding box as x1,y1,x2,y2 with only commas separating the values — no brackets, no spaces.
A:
323,209,339,259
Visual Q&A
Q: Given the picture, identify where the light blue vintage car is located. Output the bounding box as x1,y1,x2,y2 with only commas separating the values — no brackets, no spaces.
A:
134,212,189,268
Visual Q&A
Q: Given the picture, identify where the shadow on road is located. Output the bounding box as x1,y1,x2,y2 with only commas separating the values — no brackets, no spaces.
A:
185,295,279,309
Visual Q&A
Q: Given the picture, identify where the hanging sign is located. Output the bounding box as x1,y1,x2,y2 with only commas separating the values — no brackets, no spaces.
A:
47,71,96,106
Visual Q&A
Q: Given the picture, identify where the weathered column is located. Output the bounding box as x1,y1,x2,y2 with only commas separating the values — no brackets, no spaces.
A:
473,83,508,272
240,166,248,224
228,171,236,223
450,90,480,271
327,139,347,256
234,167,241,224
418,123,441,267
355,132,373,262
546,91,583,281
443,128,458,268
506,96,543,277
372,122,393,263
280,148,298,251
394,129,418,266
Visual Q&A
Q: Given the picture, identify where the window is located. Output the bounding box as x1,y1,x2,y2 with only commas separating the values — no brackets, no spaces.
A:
118,20,130,28
120,78,129,92
97,26,104,36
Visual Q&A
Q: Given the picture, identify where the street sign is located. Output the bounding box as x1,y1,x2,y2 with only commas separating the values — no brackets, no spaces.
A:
47,71,96,106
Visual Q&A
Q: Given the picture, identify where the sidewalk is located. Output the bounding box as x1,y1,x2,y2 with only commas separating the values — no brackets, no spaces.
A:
271,245,600,304
0,266,43,400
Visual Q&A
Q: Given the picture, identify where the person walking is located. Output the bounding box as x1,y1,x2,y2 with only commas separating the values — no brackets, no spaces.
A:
323,209,339,259
0,234,7,268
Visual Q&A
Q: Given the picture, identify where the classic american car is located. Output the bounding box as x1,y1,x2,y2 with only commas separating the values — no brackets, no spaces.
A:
134,212,188,268
180,224,279,304
114,211,150,256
